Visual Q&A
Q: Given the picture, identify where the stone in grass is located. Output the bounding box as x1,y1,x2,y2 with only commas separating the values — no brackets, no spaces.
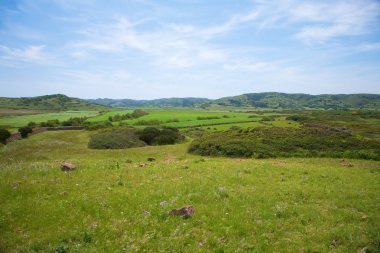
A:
147,157,156,162
61,162,77,171
169,205,195,218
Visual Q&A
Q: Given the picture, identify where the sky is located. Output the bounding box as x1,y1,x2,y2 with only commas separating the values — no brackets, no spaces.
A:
0,0,380,99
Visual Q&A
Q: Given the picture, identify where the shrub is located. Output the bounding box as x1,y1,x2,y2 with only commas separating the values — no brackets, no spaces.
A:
88,126,184,149
85,121,113,131
88,128,146,149
134,120,160,126
188,125,380,160
27,121,36,127
137,127,184,145
0,128,11,144
18,126,33,138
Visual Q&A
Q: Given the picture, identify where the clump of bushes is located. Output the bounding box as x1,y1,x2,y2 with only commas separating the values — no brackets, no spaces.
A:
18,126,33,138
137,127,184,145
108,109,149,122
188,125,380,160
0,128,11,144
85,121,113,131
88,126,184,149
88,128,146,149
134,120,160,126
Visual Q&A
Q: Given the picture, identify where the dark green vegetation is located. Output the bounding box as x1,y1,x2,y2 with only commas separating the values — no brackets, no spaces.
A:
108,109,148,122
88,97,211,108
211,92,380,109
138,127,184,145
189,125,380,160
0,130,379,252
88,127,184,149
88,128,146,149
286,110,380,140
0,128,11,144
18,126,33,138
0,94,107,110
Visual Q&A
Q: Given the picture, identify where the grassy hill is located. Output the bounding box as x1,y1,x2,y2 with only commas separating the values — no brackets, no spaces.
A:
88,97,211,108
210,92,380,109
0,94,108,111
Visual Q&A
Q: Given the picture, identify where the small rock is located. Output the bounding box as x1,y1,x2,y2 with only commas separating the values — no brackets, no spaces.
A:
218,186,225,191
147,157,156,162
198,242,203,247
160,201,168,206
61,162,77,171
359,246,370,253
138,163,147,168
169,205,195,218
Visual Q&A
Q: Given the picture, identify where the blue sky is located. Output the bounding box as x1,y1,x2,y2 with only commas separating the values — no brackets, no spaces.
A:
0,0,380,99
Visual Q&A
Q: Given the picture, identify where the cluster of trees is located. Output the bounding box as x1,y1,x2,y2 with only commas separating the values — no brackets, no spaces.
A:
108,109,148,122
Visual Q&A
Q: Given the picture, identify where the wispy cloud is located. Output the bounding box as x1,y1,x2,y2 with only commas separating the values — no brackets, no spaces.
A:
358,42,380,52
0,45,50,64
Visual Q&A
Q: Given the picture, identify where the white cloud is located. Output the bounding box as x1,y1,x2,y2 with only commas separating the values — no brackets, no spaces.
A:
358,42,380,52
0,45,49,63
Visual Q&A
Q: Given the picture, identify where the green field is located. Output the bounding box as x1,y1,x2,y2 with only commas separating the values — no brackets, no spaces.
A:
0,130,379,252
0,111,100,131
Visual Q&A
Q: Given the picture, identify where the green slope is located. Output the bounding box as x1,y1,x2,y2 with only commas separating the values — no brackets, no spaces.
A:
0,94,108,111
211,92,380,109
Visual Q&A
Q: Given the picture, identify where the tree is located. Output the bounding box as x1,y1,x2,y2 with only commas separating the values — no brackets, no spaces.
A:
0,128,11,144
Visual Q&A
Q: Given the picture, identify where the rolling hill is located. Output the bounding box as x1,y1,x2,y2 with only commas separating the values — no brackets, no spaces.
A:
87,97,211,108
89,93,380,109
0,94,108,111
209,92,380,109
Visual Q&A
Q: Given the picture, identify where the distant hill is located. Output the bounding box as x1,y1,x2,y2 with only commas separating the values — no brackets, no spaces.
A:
1,93,379,110
0,94,108,111
88,97,211,108
209,92,380,109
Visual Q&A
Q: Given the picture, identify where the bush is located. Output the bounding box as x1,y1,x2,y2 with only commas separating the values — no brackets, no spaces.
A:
88,126,184,149
134,120,160,126
0,128,11,144
188,125,380,160
18,126,33,138
137,127,184,145
88,128,146,149
85,121,113,131
27,121,37,127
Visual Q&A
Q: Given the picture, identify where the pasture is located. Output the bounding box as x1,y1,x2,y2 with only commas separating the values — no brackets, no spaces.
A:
0,111,100,132
0,130,379,252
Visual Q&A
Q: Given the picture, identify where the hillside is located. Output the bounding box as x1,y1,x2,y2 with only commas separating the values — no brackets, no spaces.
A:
210,92,380,109
0,94,108,111
88,97,211,108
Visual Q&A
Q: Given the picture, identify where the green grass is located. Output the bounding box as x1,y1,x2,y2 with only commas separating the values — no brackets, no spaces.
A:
0,111,100,130
0,130,379,252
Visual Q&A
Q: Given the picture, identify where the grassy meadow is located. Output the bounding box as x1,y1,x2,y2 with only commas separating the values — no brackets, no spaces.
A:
0,111,100,132
0,130,379,252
